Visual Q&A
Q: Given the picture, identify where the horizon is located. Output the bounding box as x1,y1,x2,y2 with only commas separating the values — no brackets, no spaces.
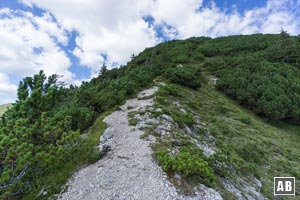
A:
0,0,299,104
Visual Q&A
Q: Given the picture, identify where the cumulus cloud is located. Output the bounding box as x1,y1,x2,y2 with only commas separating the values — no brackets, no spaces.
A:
21,0,158,75
151,0,299,38
0,73,17,104
0,73,17,94
0,9,72,78
0,8,76,103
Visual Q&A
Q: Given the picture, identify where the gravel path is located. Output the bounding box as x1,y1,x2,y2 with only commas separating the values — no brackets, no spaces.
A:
59,86,222,200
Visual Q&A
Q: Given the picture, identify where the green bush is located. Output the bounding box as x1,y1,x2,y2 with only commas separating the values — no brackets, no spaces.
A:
215,58,300,121
165,67,201,89
171,112,195,128
156,84,181,97
237,143,265,164
156,147,216,187
172,54,190,64
240,116,252,125
191,53,205,62
0,72,80,199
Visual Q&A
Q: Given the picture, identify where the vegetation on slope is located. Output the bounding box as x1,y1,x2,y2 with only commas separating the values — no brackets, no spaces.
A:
202,31,300,122
0,104,11,117
1,31,300,199
151,83,300,199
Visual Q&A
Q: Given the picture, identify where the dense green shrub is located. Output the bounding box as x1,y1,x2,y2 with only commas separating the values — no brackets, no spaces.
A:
156,84,182,97
215,58,300,121
201,33,300,122
172,54,190,64
0,72,80,199
165,67,201,89
171,112,195,128
237,143,265,164
156,147,216,187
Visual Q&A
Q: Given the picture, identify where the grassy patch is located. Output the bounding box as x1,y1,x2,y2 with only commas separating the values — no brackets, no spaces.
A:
140,129,160,139
0,103,11,116
127,106,136,110
193,86,300,199
128,118,139,126
171,112,195,128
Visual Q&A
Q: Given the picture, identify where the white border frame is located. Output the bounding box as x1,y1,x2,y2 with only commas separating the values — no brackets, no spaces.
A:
274,177,295,196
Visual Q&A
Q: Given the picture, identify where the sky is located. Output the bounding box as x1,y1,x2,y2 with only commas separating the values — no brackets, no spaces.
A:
0,0,299,104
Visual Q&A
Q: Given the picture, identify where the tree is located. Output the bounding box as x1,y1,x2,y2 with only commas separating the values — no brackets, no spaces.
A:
0,71,80,198
131,53,135,59
99,61,108,76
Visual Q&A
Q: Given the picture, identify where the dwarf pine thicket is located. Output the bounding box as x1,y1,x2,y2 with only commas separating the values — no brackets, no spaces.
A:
1,32,300,198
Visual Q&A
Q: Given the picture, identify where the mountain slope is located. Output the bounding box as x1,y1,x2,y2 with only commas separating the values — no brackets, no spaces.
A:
147,82,300,199
1,33,300,199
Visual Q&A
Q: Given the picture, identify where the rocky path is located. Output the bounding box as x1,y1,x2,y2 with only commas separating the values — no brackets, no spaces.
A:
59,86,222,200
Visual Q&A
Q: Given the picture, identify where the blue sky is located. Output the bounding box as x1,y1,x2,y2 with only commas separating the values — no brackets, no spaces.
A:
0,0,299,104
209,0,266,12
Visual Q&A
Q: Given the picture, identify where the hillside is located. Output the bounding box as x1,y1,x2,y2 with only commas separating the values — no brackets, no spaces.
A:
1,32,300,199
0,103,11,116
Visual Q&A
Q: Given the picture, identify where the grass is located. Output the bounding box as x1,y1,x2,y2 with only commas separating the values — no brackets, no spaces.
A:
152,83,300,199
0,103,12,116
23,110,112,199
127,105,136,110
128,118,139,126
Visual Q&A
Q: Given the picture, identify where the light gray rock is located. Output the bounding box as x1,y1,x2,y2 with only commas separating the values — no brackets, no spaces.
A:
244,185,264,200
99,144,111,154
100,128,113,143
173,101,181,107
160,114,174,123
180,108,186,113
145,118,158,124
222,178,245,200
155,108,162,112
184,125,192,134
146,135,156,142
222,178,265,200
253,178,262,190
197,143,216,157
196,184,223,200
134,114,143,121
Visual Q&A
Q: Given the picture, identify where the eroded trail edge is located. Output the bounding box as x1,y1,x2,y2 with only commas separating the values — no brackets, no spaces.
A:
59,86,222,200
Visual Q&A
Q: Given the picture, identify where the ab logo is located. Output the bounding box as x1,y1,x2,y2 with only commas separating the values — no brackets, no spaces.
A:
274,177,295,196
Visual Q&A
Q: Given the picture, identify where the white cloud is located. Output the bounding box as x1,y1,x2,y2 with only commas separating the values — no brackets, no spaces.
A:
151,0,299,38
0,9,71,77
151,0,203,26
261,12,297,33
0,8,76,103
32,12,68,45
21,0,157,74
0,73,17,104
0,73,17,94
